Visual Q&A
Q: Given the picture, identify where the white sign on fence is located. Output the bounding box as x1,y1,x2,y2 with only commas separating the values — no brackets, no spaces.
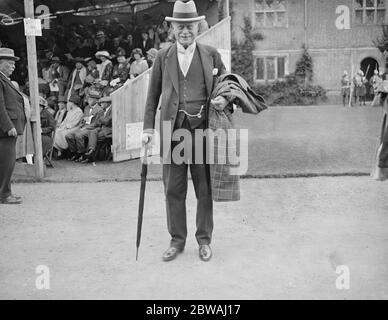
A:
126,122,143,150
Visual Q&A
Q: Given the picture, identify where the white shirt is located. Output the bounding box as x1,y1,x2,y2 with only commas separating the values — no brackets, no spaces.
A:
103,105,111,118
177,41,196,77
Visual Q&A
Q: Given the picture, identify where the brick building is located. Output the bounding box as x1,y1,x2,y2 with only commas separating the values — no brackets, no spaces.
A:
231,0,387,97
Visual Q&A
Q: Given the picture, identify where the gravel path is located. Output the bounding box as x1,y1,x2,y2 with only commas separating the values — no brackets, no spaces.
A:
1,176,387,299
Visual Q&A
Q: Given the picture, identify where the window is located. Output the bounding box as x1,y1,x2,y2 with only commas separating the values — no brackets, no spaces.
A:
354,0,386,25
254,0,288,28
254,56,287,81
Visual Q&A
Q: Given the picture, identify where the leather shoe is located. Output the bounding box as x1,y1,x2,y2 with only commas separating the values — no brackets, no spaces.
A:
75,155,85,162
0,195,22,205
70,154,79,161
81,157,92,164
199,245,212,262
162,247,183,262
85,149,94,157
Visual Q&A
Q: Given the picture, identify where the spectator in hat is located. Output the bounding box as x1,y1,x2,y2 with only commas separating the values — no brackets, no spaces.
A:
82,96,112,163
139,30,154,57
46,95,57,115
95,51,113,88
65,57,87,103
53,97,83,155
148,26,160,50
129,48,148,79
55,95,68,127
146,48,158,68
123,34,135,61
85,57,99,84
111,37,125,58
110,52,130,89
65,93,104,162
39,96,56,157
95,30,112,52
48,56,70,97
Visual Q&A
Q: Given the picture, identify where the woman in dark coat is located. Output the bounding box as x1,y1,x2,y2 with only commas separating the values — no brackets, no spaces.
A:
39,96,56,156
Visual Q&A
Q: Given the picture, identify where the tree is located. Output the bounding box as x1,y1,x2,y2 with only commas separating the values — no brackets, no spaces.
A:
231,16,263,86
295,44,313,86
374,24,388,54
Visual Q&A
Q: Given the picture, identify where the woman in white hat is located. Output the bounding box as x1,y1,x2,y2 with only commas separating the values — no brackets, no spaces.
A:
129,48,149,78
95,51,113,88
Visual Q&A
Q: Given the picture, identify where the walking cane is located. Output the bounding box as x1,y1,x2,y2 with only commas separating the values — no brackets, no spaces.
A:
136,143,149,261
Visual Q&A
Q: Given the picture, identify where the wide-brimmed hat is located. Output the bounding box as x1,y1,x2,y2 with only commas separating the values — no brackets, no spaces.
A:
99,96,112,103
50,56,61,63
96,30,106,38
73,57,86,65
146,48,158,59
165,0,205,23
0,48,20,61
69,95,81,105
88,90,102,99
85,57,97,65
131,48,143,58
95,50,111,59
39,96,48,108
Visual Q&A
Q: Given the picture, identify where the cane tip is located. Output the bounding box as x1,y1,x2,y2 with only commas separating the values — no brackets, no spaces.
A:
136,248,139,261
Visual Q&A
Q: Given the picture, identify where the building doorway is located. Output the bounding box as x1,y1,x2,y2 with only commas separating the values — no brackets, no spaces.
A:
360,57,379,101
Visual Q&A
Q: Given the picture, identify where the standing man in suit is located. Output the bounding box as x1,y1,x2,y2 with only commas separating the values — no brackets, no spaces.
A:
0,48,26,205
139,30,154,57
142,0,229,262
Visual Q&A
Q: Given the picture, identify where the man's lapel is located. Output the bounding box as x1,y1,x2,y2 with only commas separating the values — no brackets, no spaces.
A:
196,43,213,96
0,72,23,98
166,43,179,94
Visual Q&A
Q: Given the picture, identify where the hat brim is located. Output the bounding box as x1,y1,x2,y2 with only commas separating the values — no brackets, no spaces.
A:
95,54,111,59
165,15,205,23
0,55,20,61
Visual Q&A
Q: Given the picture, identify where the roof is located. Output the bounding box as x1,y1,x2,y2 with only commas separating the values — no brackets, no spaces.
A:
0,0,182,24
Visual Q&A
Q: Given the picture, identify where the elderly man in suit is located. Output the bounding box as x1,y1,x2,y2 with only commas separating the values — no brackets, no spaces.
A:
0,48,26,205
142,0,229,262
82,96,113,163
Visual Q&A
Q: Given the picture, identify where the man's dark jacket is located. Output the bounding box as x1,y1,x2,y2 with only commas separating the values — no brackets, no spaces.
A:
0,72,26,137
143,42,226,159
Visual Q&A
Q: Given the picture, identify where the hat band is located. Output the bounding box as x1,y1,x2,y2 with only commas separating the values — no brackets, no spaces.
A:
173,12,199,19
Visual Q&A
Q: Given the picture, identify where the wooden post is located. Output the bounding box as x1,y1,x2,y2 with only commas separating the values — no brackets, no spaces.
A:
225,0,229,17
24,0,44,179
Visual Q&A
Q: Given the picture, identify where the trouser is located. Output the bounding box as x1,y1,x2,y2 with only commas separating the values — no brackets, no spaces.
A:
379,114,388,168
0,136,17,199
66,128,89,154
41,134,53,156
87,127,112,151
162,117,213,250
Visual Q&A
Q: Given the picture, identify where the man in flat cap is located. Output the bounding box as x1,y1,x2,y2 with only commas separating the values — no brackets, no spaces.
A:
142,0,229,262
0,48,26,204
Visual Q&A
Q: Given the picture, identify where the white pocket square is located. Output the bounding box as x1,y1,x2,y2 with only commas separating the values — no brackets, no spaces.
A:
212,68,219,76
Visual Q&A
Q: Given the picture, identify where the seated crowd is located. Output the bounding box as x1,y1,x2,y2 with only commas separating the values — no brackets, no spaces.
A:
4,16,209,165
12,18,176,165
